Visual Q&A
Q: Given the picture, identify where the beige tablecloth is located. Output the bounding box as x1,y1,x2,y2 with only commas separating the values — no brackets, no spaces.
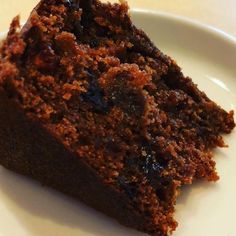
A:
0,0,236,37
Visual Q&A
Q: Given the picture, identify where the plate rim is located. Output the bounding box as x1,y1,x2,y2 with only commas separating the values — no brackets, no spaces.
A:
131,9,236,45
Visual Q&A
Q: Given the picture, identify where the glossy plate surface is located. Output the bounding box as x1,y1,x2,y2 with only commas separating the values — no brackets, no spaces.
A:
0,10,236,236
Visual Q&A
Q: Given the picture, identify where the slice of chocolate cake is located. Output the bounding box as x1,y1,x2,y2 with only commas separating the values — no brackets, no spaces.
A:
0,0,235,235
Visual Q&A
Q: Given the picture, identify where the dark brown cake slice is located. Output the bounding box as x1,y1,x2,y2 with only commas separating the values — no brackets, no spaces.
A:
0,0,234,235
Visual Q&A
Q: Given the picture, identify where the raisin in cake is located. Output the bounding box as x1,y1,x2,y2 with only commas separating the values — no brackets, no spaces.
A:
0,0,234,235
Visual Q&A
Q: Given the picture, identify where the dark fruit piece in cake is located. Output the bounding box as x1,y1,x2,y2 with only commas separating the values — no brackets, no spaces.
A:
0,0,234,235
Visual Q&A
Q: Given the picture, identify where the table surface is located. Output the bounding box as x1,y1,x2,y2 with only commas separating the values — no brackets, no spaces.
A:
0,0,236,37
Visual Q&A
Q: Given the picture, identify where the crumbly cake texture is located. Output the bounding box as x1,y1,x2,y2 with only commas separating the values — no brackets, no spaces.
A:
0,0,235,235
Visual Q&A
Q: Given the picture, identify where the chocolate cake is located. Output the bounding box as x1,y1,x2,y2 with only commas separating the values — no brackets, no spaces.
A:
0,0,234,235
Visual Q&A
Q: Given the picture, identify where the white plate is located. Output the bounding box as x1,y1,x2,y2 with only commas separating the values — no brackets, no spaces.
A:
0,10,236,236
